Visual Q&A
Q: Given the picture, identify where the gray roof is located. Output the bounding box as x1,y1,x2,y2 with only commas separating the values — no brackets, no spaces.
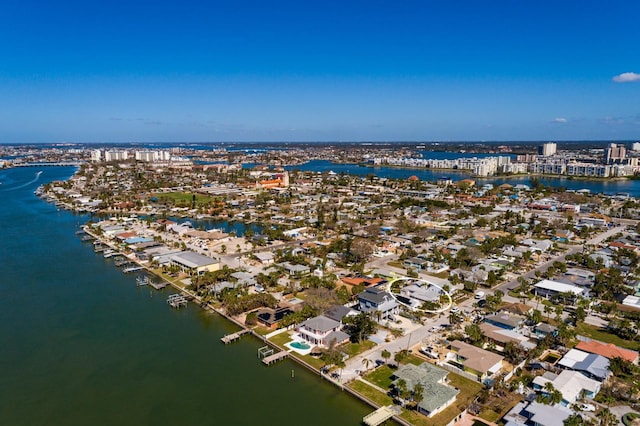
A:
325,330,350,345
300,315,340,333
171,251,219,268
523,401,572,426
392,363,459,415
358,287,393,305
325,305,354,322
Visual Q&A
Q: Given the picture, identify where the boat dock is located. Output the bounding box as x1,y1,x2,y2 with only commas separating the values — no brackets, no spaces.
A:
262,351,289,365
167,294,187,308
123,265,144,273
103,250,120,258
220,329,251,344
362,406,401,426
149,281,168,290
136,276,149,286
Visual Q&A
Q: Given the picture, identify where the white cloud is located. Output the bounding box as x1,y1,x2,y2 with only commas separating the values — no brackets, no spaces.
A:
551,117,567,123
612,72,640,83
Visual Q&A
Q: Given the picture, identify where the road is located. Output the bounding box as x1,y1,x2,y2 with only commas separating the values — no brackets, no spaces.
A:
499,225,627,291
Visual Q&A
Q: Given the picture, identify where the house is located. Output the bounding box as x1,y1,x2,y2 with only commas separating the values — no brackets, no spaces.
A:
533,370,601,406
403,257,429,270
278,262,311,277
533,279,586,299
357,288,399,321
534,323,558,339
399,283,442,307
324,305,357,323
575,340,639,364
479,323,537,351
256,306,294,329
169,251,220,274
254,251,275,265
391,363,459,417
484,312,526,330
447,340,504,382
297,315,349,348
557,349,611,381
504,401,572,426
501,302,533,316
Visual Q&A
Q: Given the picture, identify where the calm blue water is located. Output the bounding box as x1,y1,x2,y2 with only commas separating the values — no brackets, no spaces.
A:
0,166,370,425
284,159,640,197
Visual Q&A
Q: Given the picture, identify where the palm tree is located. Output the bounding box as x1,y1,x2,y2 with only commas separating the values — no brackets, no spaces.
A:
412,384,424,411
595,407,617,426
381,349,391,365
361,358,372,372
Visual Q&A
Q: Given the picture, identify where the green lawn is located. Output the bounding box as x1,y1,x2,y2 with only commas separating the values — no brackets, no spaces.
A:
347,381,393,407
268,331,292,347
364,365,396,389
575,322,640,351
340,340,376,357
403,354,425,366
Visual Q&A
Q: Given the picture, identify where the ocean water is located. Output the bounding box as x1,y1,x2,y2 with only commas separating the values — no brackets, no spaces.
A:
0,166,370,425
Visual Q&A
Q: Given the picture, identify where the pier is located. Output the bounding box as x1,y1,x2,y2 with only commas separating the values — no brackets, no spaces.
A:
123,265,144,273
220,329,251,344
261,351,289,365
362,406,402,426
148,280,168,290
167,294,187,308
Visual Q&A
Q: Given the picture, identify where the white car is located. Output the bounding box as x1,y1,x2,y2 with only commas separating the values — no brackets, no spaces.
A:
419,347,438,359
579,403,596,412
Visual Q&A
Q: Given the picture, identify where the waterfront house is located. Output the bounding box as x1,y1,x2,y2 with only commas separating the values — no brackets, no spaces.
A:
446,340,504,382
169,251,220,275
297,315,349,348
357,287,399,321
391,363,459,417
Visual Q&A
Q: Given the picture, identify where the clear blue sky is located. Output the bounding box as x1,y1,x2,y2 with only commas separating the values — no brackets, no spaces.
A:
1,0,639,143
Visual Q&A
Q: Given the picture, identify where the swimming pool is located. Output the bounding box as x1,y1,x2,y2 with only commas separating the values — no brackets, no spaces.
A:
290,341,311,350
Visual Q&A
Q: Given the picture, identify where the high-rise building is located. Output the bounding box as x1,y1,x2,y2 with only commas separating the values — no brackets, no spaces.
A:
632,142,640,151
537,142,557,156
604,143,626,164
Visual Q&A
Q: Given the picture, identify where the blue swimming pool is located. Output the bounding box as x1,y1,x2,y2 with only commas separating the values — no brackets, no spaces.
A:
290,341,311,350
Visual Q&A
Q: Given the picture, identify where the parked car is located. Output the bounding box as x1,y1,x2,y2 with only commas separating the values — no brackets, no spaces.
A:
579,403,596,412
419,346,438,359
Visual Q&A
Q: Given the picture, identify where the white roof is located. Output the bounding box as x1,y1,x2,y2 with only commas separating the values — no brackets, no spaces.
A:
534,370,600,404
623,295,640,309
534,279,585,295
557,348,590,369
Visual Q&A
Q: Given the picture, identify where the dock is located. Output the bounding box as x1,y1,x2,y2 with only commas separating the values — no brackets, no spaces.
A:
221,329,251,344
363,406,401,426
149,281,168,290
262,351,289,365
123,265,144,273
167,294,187,308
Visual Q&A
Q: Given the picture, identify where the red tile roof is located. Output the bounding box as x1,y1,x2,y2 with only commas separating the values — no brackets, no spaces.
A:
576,340,639,363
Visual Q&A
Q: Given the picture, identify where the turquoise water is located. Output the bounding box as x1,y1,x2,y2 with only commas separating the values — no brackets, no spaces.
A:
290,341,311,350
0,167,370,425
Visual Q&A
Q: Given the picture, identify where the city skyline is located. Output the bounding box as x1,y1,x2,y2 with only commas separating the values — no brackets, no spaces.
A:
1,0,639,143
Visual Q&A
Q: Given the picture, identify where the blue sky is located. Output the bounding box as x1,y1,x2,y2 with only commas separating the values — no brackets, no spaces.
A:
1,0,639,143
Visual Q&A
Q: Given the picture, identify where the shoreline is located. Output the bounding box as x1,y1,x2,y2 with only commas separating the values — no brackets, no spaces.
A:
81,225,408,425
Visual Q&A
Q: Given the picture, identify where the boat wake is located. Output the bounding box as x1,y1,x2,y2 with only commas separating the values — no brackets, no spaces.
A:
1,171,43,191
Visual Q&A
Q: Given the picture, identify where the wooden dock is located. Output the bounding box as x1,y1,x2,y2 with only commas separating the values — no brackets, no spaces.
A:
149,281,168,290
363,406,401,426
221,329,251,344
262,351,289,365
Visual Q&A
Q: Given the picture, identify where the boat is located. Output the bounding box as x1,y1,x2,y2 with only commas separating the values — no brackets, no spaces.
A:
136,276,149,286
